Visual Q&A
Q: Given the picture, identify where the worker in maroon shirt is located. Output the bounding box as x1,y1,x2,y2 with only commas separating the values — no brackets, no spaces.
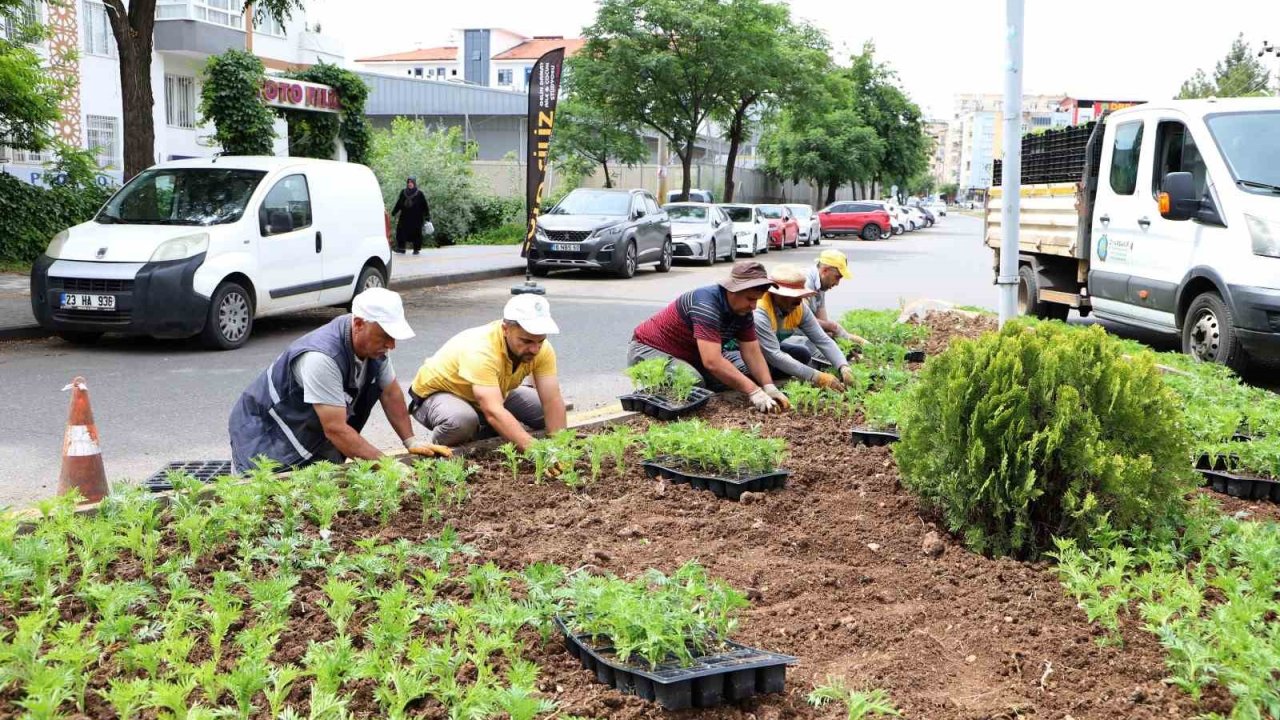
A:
627,260,792,414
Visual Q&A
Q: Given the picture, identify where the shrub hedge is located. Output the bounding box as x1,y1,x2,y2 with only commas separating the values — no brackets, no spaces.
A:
0,173,112,265
894,321,1195,559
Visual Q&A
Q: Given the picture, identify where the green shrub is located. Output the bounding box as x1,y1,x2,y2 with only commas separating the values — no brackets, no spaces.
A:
0,172,113,265
368,119,483,244
461,222,525,246
894,321,1194,559
470,195,524,235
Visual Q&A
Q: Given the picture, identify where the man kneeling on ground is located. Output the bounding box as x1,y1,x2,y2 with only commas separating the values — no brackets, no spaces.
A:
628,260,791,414
408,295,566,452
755,264,857,391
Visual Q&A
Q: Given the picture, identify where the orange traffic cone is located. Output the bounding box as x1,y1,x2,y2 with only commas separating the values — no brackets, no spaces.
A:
57,376,109,503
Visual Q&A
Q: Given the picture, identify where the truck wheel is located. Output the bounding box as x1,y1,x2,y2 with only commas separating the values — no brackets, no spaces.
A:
201,280,253,350
1017,265,1068,320
1182,292,1248,373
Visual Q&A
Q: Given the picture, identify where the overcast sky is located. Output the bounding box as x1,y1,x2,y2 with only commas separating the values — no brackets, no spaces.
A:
310,0,1280,118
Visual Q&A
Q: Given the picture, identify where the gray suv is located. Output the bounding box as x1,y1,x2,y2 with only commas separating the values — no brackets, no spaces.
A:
531,188,672,278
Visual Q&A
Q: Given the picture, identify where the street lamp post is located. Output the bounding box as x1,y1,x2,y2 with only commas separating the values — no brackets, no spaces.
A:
997,0,1025,326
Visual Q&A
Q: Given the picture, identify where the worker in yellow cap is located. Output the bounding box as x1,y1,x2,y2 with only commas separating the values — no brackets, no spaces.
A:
804,250,869,345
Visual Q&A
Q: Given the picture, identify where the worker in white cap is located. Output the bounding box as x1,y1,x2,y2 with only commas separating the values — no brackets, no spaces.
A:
408,294,566,451
229,287,447,473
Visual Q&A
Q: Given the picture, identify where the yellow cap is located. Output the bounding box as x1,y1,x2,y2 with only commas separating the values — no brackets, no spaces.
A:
817,250,852,279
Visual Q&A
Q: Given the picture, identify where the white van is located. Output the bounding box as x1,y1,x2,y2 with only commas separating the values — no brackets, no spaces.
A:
30,157,393,349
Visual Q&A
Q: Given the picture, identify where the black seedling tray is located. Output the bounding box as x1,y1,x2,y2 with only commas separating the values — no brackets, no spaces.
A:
851,427,900,447
555,617,796,710
143,460,234,492
619,386,715,421
904,349,927,363
1198,468,1280,502
640,456,789,501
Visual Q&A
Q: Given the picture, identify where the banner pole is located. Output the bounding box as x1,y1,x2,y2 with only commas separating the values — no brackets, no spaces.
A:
513,48,566,296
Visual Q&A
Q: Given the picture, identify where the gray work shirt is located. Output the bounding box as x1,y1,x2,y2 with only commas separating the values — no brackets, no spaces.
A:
753,302,845,381
803,265,827,318
292,351,395,407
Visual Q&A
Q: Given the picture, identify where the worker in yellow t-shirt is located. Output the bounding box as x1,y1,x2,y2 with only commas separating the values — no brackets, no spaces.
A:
407,295,566,451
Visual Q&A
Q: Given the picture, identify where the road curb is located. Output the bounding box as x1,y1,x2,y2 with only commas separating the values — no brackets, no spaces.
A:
0,266,529,342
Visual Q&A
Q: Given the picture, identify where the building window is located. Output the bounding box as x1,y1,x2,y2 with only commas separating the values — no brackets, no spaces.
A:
86,115,119,169
1,0,39,42
254,13,284,37
497,69,513,86
436,66,446,78
165,75,198,129
414,67,423,77
166,0,244,29
82,0,116,57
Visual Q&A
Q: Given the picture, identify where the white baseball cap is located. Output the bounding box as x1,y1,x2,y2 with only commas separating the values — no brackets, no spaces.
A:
503,294,560,335
351,287,415,340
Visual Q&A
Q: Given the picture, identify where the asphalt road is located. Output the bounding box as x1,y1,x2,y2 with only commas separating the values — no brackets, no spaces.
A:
1,216,997,506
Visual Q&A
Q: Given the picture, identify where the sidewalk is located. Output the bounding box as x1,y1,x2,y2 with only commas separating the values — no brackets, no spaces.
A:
0,244,527,340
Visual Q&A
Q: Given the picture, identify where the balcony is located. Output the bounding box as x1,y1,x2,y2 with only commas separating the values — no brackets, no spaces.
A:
154,0,246,57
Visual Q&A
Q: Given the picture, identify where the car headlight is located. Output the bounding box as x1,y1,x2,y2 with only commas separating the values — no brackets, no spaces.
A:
596,225,624,239
46,230,71,259
535,226,549,240
150,233,210,263
1247,214,1280,259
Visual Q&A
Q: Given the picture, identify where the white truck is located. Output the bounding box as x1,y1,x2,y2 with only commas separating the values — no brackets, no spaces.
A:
987,98,1280,370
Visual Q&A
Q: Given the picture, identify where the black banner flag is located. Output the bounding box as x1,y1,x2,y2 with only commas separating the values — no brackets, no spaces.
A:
521,48,566,259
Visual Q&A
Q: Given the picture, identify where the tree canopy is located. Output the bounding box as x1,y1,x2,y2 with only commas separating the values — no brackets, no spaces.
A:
549,95,648,189
1178,33,1273,99
0,0,62,153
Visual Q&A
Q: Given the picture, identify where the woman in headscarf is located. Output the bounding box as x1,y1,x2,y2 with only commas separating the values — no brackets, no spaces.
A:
390,177,432,254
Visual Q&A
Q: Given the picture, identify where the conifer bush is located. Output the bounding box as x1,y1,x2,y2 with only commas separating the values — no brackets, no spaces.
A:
893,321,1194,559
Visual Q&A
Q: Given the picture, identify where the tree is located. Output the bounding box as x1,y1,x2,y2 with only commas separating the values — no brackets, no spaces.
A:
938,182,959,202
199,50,276,156
843,43,928,199
1178,33,1273,99
548,95,648,189
0,0,62,153
712,0,829,202
102,0,301,179
572,0,743,201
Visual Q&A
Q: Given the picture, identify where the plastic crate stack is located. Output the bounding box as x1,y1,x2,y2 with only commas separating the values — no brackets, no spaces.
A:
993,122,1098,187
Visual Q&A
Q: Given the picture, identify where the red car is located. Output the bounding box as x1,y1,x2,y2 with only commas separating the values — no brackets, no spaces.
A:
818,202,892,241
756,204,799,249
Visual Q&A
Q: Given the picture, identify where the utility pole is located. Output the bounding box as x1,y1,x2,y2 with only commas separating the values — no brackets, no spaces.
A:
997,0,1025,326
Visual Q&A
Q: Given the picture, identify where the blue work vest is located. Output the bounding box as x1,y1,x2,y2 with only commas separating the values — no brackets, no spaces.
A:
229,315,385,473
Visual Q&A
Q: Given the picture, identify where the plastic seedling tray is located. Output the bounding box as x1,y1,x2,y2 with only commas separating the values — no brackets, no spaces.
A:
555,617,796,710
143,460,234,492
640,456,789,501
851,427,900,447
619,386,716,421
904,349,927,363
1198,467,1280,502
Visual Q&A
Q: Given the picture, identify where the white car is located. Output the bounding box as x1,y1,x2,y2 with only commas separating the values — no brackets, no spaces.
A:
30,157,393,350
663,202,737,265
872,202,908,235
924,199,947,217
899,205,927,231
784,204,822,246
718,203,769,256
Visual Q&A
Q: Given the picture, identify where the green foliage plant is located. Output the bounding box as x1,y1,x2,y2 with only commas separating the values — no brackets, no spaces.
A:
640,420,786,477
625,358,702,403
894,321,1195,559
806,677,901,719
199,50,277,156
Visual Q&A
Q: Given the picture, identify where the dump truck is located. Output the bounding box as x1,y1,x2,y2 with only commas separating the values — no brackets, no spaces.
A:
986,98,1280,370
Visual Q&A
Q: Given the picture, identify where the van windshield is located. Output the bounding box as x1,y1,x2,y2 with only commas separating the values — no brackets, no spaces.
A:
97,168,267,226
1206,111,1280,194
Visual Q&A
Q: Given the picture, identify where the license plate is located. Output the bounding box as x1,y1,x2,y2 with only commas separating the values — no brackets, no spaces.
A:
60,293,116,311
551,243,578,252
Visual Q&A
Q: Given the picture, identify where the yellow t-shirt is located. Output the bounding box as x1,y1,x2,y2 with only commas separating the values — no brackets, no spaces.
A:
410,320,557,402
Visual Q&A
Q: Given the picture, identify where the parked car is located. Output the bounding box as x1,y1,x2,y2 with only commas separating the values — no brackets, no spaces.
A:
784,204,822,246
666,188,714,204
756,204,799,249
719,203,770,256
818,201,892,240
924,199,947,216
531,188,672,279
916,206,937,227
31,157,392,350
902,206,929,230
663,202,736,265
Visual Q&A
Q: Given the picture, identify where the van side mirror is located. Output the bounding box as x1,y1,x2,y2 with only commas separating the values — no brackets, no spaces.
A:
264,209,294,235
1159,172,1198,222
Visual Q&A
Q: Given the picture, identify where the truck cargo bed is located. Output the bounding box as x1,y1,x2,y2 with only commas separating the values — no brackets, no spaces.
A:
985,183,1083,259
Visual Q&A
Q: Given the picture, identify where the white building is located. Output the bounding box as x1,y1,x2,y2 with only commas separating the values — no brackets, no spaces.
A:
949,93,1069,196
0,0,343,185
355,29,584,94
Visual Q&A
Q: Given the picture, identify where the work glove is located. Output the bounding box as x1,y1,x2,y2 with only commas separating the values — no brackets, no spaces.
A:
545,461,566,479
763,384,791,412
839,365,857,386
814,372,846,393
748,388,780,414
405,437,453,458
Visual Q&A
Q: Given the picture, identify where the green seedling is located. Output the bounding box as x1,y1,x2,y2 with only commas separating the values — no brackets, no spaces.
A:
320,575,362,636
626,357,701,402
806,677,902,719
498,442,523,482
101,676,153,720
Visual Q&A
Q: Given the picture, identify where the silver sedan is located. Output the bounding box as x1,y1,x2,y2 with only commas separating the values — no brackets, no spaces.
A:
662,202,737,265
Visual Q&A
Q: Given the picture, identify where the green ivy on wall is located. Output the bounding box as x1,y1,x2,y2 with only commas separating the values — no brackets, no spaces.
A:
199,51,370,164
199,50,277,156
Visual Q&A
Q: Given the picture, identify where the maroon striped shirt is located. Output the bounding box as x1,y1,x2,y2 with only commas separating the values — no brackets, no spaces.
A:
632,285,757,366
